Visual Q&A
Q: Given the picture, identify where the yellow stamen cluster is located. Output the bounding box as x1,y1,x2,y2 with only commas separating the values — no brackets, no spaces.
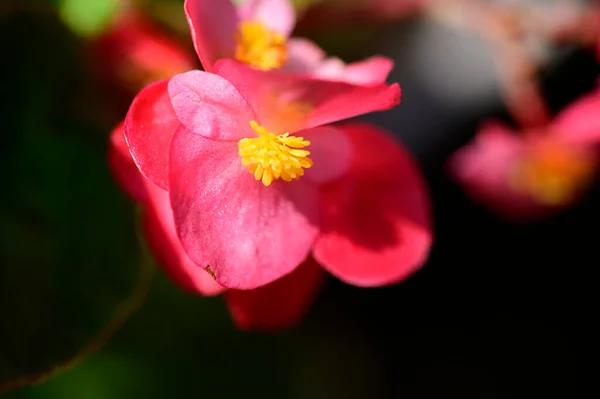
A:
238,121,313,186
234,21,287,70
510,142,596,206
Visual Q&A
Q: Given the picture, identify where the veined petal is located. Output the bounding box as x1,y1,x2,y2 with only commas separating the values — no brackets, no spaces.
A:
301,125,353,185
143,182,226,296
284,38,327,73
123,79,179,190
313,122,433,287
169,126,319,290
168,70,255,141
214,59,401,134
184,0,238,72
225,257,325,331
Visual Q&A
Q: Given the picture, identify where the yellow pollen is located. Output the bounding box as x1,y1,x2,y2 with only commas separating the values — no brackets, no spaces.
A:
238,121,313,186
234,21,287,70
510,141,596,206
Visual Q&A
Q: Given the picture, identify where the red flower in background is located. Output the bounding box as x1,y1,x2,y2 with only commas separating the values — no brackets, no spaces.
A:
449,87,600,222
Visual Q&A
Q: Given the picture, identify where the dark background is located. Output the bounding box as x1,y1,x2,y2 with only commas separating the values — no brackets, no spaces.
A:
1,0,593,397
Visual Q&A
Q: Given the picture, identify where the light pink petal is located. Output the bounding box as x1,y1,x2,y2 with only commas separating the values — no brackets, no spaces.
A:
283,38,326,73
169,126,320,290
301,126,353,185
311,56,393,85
168,70,255,141
184,0,238,72
553,89,600,144
123,79,179,190
237,0,296,37
107,121,148,203
214,59,401,134
225,257,325,331
313,122,433,287
338,56,394,85
447,121,551,221
143,182,226,296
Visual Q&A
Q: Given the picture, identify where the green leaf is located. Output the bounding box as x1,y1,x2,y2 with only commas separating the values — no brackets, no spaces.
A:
0,7,153,391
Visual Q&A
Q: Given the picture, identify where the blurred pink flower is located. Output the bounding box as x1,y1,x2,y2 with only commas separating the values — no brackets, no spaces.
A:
184,0,393,84
91,10,197,93
449,88,600,222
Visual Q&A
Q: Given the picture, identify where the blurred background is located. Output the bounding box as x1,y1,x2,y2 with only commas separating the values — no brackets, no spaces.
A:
1,0,596,397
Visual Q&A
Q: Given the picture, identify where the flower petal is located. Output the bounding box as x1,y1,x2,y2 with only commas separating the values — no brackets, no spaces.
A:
301,125,353,185
237,0,296,37
447,121,550,221
168,70,256,141
553,89,600,144
313,122,433,287
107,121,148,203
214,59,401,134
142,181,226,296
335,56,394,85
225,257,325,331
169,126,320,289
284,38,326,73
123,79,179,190
184,0,238,72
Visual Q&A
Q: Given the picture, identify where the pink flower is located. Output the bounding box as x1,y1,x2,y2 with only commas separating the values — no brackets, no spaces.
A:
448,88,600,222
184,0,393,84
109,68,432,327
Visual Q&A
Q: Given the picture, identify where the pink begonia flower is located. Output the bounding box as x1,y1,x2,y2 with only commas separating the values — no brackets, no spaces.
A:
184,0,393,84
109,96,432,328
448,88,600,222
123,59,410,290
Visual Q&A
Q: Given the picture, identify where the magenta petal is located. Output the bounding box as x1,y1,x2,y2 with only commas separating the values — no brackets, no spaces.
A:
168,70,256,141
214,59,401,134
184,0,238,72
107,122,148,203
237,0,296,37
143,182,226,296
169,127,320,289
123,79,179,190
225,258,325,331
313,122,433,287
553,89,600,144
301,126,352,185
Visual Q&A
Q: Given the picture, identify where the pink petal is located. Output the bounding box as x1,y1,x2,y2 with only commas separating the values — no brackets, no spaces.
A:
312,56,393,85
169,126,320,290
184,0,238,72
284,38,326,73
447,121,550,221
214,59,401,134
301,126,353,185
237,0,296,37
338,56,394,85
313,122,433,287
107,121,148,203
142,181,226,296
168,70,255,141
225,257,325,331
553,89,600,145
123,79,179,190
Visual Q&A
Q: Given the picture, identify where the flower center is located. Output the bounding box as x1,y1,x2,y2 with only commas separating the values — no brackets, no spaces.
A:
234,21,287,70
238,121,313,187
510,141,596,206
